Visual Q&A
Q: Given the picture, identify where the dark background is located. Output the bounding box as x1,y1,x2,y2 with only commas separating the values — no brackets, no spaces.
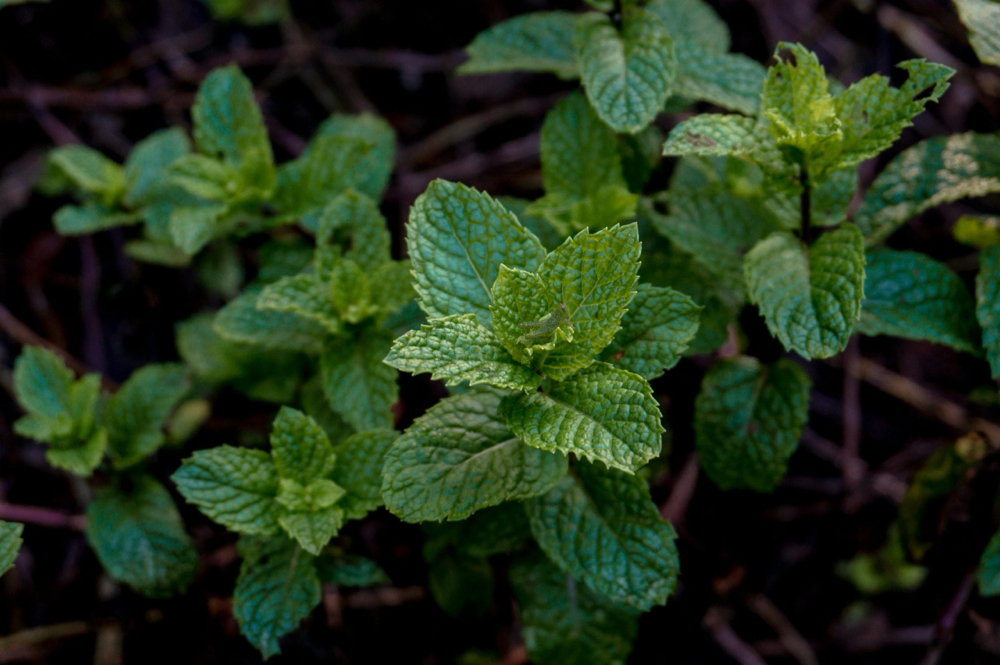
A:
2,0,1000,662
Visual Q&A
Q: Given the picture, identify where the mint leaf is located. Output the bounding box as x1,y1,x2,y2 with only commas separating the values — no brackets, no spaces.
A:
311,113,396,201
316,189,391,274
574,10,676,134
501,362,663,474
674,49,766,116
46,429,107,476
661,113,757,157
382,387,567,522
369,260,415,316
956,0,1000,66
744,226,866,359
645,0,730,52
85,476,198,597
526,460,679,610
104,364,189,468
695,356,811,492
172,445,281,535
858,249,980,353
760,43,841,155
407,179,546,326
0,521,23,576
980,527,1000,595
233,535,320,659
328,260,378,324
600,284,701,380
123,127,192,208
385,313,543,392
459,11,579,79
315,553,389,586
978,246,1000,378
168,202,228,255
955,215,1000,249
169,153,234,201
510,551,639,665
257,273,341,334
191,64,275,197
277,507,344,556
13,346,78,437
855,133,1000,245
48,145,125,204
273,136,373,221
320,332,396,431
269,407,336,484
489,265,567,366
535,224,641,380
330,429,398,520
53,204,141,235
214,287,327,354
531,92,636,233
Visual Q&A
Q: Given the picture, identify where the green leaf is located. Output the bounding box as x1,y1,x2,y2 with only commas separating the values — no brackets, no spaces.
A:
104,364,189,468
123,127,192,208
744,226,866,359
501,362,663,474
53,204,141,235
510,551,639,665
125,240,191,267
526,460,679,610
214,287,327,354
46,429,107,476
273,136,374,221
13,346,78,431
427,549,494,616
382,387,567,522
978,246,1000,378
169,153,234,201
173,445,281,535
311,113,396,202
574,10,676,134
233,535,320,658
956,0,1000,66
269,407,336,484
673,49,766,116
369,260,415,316
191,64,275,197
315,553,389,586
330,429,398,520
277,506,344,555
458,11,579,79
531,92,636,234
385,313,542,392
48,145,125,204
858,249,980,353
760,43,841,156
257,273,341,334
407,179,546,326
695,356,811,492
0,521,24,576
661,113,757,157
534,224,641,380
328,260,378,324
489,265,569,366
600,284,701,380
954,215,1000,249
320,332,397,431
981,526,1000,595
168,202,228,255
85,476,198,597
855,133,1000,245
645,0,730,53
316,189,391,274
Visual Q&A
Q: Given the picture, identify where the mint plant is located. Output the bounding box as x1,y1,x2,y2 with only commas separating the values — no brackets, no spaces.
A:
0,522,24,576
12,346,198,596
172,408,396,656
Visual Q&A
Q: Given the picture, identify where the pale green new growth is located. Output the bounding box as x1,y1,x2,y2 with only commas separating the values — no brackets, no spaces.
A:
385,314,543,392
489,265,566,365
85,476,198,598
574,10,676,134
104,363,189,469
744,226,866,359
526,460,679,611
501,362,664,474
459,11,579,79
382,388,567,522
858,249,980,353
695,356,811,492
0,521,24,576
978,246,1000,378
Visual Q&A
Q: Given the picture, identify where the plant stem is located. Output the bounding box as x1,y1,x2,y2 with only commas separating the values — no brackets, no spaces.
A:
799,161,812,245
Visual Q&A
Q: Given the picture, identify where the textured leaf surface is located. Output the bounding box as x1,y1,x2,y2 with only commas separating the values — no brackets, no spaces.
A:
382,388,567,522
330,429,398,520
385,314,542,392
272,136,373,220
257,274,341,334
535,225,641,380
214,287,327,354
277,507,344,555
856,133,1000,245
311,113,396,201
489,265,572,367
173,445,280,535
674,49,766,115
316,189,391,274
233,535,320,658
600,284,701,380
661,113,757,157
320,333,396,431
695,356,811,492
978,246,1000,377
270,407,336,484
510,552,639,665
104,364,189,468
645,0,730,52
744,226,865,359
501,362,663,473
86,476,198,597
574,10,676,133
956,0,1000,66
858,249,979,353
407,180,546,325
526,461,679,610
0,521,23,576
459,11,578,79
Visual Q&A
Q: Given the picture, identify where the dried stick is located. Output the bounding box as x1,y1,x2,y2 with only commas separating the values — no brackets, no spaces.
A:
660,452,700,525
747,594,819,665
704,607,768,665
